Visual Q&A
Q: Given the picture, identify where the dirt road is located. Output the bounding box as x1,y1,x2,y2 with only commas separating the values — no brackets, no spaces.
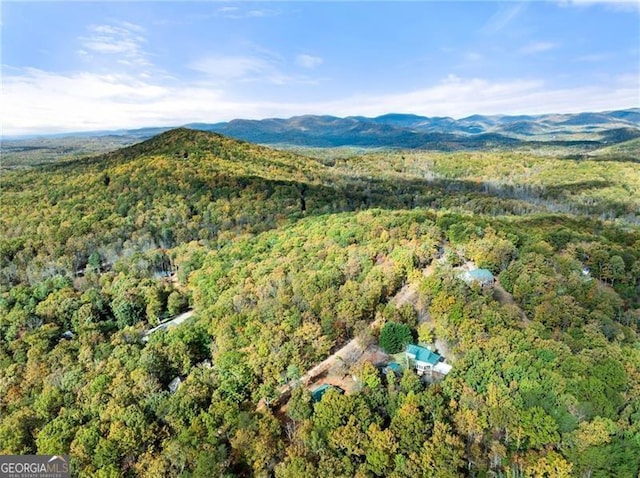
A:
257,337,365,410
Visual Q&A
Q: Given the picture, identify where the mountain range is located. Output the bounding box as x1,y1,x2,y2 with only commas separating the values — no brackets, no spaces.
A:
3,108,638,168
187,108,640,148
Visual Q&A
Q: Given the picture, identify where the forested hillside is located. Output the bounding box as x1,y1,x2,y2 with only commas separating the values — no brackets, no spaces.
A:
1,128,639,477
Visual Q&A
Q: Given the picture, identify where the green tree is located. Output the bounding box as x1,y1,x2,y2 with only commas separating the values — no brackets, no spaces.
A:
167,290,189,316
390,392,429,454
287,386,313,422
364,422,397,476
417,421,465,478
111,294,145,329
379,322,413,354
603,255,626,286
87,252,102,273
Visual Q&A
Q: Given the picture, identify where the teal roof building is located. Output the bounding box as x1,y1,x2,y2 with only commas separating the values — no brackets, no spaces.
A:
405,344,453,375
406,344,441,366
460,268,495,286
383,362,403,375
311,384,344,403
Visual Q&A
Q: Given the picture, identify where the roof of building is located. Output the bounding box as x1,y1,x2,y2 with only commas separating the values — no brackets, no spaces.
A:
61,330,75,340
466,268,494,283
168,376,182,394
312,384,331,400
433,362,453,375
384,362,403,374
406,344,441,366
311,384,343,402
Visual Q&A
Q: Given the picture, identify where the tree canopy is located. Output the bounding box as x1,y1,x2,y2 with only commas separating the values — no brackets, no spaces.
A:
1,129,638,476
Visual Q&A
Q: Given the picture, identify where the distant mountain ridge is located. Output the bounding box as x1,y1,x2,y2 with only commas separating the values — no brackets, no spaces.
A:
183,108,639,149
3,109,638,166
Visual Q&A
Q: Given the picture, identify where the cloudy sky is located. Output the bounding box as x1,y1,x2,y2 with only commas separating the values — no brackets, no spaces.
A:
2,1,639,136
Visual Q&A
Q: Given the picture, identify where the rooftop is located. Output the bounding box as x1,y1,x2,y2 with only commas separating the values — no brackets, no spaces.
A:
466,268,494,281
311,384,344,403
384,362,403,374
406,344,441,366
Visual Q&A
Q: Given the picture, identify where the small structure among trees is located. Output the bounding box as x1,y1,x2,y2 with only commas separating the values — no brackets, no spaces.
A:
405,344,452,376
459,267,495,287
311,384,344,403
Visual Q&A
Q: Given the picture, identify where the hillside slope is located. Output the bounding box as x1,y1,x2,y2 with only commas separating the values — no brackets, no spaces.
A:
3,128,639,287
1,130,639,477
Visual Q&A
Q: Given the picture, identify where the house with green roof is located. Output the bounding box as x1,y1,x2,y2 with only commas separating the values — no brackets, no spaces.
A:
383,362,403,376
460,268,495,287
405,344,452,375
311,384,344,403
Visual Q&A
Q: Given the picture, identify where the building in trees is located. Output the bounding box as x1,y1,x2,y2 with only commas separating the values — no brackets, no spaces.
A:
311,384,344,403
405,344,452,376
168,376,182,394
383,362,403,376
459,267,495,287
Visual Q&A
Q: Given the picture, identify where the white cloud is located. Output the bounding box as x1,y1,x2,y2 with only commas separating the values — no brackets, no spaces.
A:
246,9,280,18
215,6,281,19
189,56,274,81
481,3,527,34
78,22,150,68
520,42,558,55
2,68,224,135
296,54,323,69
464,52,484,62
558,0,640,12
2,68,638,136
336,74,638,118
189,53,319,85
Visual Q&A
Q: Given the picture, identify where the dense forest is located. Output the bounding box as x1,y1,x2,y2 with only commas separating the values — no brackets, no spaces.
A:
1,128,639,477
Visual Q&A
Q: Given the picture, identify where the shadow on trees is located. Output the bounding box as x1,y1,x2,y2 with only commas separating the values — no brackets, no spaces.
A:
3,143,638,287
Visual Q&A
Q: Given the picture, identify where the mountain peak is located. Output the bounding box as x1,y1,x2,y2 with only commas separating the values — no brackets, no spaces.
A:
110,127,246,159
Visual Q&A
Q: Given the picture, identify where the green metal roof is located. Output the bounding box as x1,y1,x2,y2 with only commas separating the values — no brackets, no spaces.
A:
385,362,403,373
467,268,494,282
406,344,441,366
311,384,338,403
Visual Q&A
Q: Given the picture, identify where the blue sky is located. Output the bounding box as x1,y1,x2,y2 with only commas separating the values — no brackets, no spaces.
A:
2,1,638,135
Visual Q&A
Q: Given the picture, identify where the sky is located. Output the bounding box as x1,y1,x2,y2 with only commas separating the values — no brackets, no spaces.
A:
1,0,639,136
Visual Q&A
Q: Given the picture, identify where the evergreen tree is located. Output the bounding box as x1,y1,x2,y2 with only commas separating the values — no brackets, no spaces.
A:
379,321,413,354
